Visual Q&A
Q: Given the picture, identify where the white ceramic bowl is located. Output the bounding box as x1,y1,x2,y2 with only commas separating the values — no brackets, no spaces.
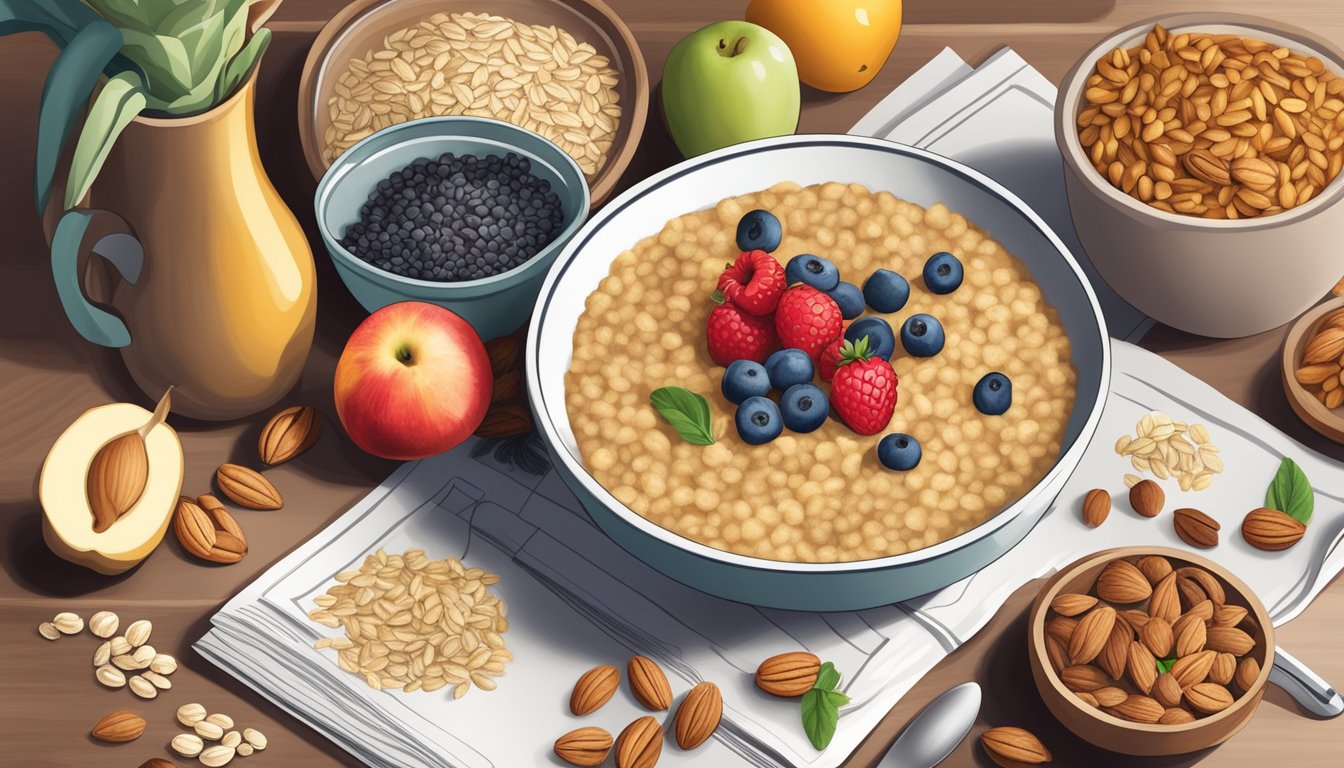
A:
1056,13,1344,339
526,135,1111,610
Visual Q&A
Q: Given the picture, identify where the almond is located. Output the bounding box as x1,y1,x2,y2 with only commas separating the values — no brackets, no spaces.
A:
1044,635,1069,673
1210,653,1237,686
627,656,672,711
1149,573,1181,622
1173,508,1220,548
1205,626,1255,656
1096,560,1152,604
570,665,619,716
1049,593,1098,617
1128,642,1158,693
1153,673,1183,708
1045,616,1078,646
1183,599,1215,623
1108,694,1164,723
1159,707,1196,724
1136,555,1173,585
1075,691,1099,707
1092,686,1127,707
1185,682,1234,714
615,716,662,768
1303,326,1344,364
755,652,819,697
674,681,723,750
1177,567,1226,606
1241,507,1306,551
87,431,149,533
1098,621,1132,681
173,496,247,564
1213,604,1248,628
1068,606,1117,665
1082,488,1110,527
1172,650,1217,688
1176,576,1207,612
1129,479,1164,517
1062,664,1111,692
554,726,612,767
1141,617,1174,658
1234,657,1261,692
258,405,322,465
1183,148,1232,185
1118,609,1151,633
1174,614,1207,657
980,726,1051,767
92,710,146,742
215,463,283,510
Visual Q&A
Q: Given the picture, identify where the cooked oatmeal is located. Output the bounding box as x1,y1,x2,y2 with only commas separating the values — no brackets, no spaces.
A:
564,182,1077,562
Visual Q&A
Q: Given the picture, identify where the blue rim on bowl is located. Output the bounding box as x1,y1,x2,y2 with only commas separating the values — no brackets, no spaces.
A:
314,116,591,337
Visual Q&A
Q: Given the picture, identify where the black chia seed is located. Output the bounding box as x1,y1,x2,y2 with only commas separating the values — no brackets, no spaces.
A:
340,152,565,282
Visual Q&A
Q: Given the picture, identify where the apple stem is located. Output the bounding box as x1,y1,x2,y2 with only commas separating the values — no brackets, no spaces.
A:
716,36,749,58
395,344,415,366
138,386,173,439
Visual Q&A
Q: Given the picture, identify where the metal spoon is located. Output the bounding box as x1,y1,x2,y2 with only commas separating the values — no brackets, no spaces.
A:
877,682,982,767
1272,648,1344,718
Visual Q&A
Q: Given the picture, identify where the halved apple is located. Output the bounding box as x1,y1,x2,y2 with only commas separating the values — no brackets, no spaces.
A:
40,396,183,575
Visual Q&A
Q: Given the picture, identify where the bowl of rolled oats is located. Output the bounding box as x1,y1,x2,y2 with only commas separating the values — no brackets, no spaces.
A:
299,0,648,209
1056,14,1344,338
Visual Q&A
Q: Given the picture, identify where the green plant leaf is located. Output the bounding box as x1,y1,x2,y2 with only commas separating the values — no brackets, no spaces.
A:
801,688,839,751
65,70,146,208
215,25,268,102
826,689,851,708
649,387,715,445
0,0,106,46
118,26,194,98
1265,457,1313,525
33,17,123,212
814,661,841,692
1157,657,1176,675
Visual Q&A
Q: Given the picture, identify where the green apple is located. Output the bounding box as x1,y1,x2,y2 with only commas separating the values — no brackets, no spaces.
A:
661,20,800,158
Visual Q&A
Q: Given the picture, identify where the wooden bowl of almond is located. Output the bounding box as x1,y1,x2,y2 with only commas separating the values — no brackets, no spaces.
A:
1028,547,1274,756
1283,296,1344,443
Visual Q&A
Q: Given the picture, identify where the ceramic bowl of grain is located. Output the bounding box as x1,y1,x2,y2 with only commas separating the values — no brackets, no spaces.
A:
1055,13,1344,338
299,0,647,210
1029,547,1274,756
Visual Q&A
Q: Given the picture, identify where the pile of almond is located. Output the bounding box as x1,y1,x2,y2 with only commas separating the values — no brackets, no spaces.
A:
1293,306,1344,409
555,655,722,767
1044,554,1263,725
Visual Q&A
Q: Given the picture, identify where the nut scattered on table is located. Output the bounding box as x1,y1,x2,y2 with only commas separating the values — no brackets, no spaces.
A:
627,655,673,711
1082,488,1111,527
570,664,620,716
258,405,322,465
980,725,1052,767
1172,507,1221,548
91,710,146,743
214,464,283,510
674,681,724,750
89,610,119,638
614,715,662,768
174,496,249,564
1241,507,1307,550
755,651,821,697
554,726,613,767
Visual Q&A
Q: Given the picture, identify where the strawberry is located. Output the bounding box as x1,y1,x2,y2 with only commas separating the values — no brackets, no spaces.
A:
774,285,843,361
706,297,779,366
717,250,786,316
829,336,898,436
818,335,845,382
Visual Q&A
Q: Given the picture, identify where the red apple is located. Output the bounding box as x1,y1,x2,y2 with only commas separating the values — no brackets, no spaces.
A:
334,302,492,460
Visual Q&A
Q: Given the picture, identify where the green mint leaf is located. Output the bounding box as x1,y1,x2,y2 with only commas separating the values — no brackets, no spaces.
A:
1265,457,1313,525
826,689,851,708
1156,657,1176,675
649,387,715,445
814,661,841,691
801,688,839,750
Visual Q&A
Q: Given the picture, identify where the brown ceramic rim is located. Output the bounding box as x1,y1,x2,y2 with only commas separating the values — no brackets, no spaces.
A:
1282,296,1344,443
296,0,648,211
1030,546,1275,734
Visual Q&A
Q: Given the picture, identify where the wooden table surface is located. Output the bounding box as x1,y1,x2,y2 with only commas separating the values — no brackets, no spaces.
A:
2,1,1341,766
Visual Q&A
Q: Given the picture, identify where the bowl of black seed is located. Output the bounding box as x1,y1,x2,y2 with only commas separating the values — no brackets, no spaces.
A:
316,116,589,339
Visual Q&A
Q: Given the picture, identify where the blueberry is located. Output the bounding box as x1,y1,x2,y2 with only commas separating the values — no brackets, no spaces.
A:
735,396,783,445
780,384,829,433
765,348,814,392
901,313,945,357
844,317,896,360
862,269,910,313
736,210,783,253
827,281,865,319
923,252,964,294
785,254,840,291
721,360,771,404
877,433,922,471
973,372,1013,415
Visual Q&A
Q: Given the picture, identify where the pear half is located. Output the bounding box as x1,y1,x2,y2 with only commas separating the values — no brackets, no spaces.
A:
40,399,184,574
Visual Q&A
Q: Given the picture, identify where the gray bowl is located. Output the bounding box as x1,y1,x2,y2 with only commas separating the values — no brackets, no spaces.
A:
315,116,590,340
527,135,1112,611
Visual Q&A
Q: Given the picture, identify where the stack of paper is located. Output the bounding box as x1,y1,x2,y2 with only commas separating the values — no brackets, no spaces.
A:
197,52,1344,768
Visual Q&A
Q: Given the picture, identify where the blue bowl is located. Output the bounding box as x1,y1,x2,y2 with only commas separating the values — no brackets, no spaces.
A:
315,116,590,340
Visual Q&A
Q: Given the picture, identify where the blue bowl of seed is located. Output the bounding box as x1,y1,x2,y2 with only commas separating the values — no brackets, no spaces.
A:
316,116,590,340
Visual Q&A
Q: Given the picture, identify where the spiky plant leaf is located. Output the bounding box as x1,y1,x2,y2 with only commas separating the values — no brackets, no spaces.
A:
65,70,146,208
216,26,268,102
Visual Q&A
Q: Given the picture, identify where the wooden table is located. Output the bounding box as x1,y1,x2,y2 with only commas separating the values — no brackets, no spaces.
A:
2,1,1341,766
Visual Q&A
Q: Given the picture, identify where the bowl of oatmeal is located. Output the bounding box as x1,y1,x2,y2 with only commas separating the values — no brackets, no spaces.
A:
526,135,1111,611
1056,14,1344,338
